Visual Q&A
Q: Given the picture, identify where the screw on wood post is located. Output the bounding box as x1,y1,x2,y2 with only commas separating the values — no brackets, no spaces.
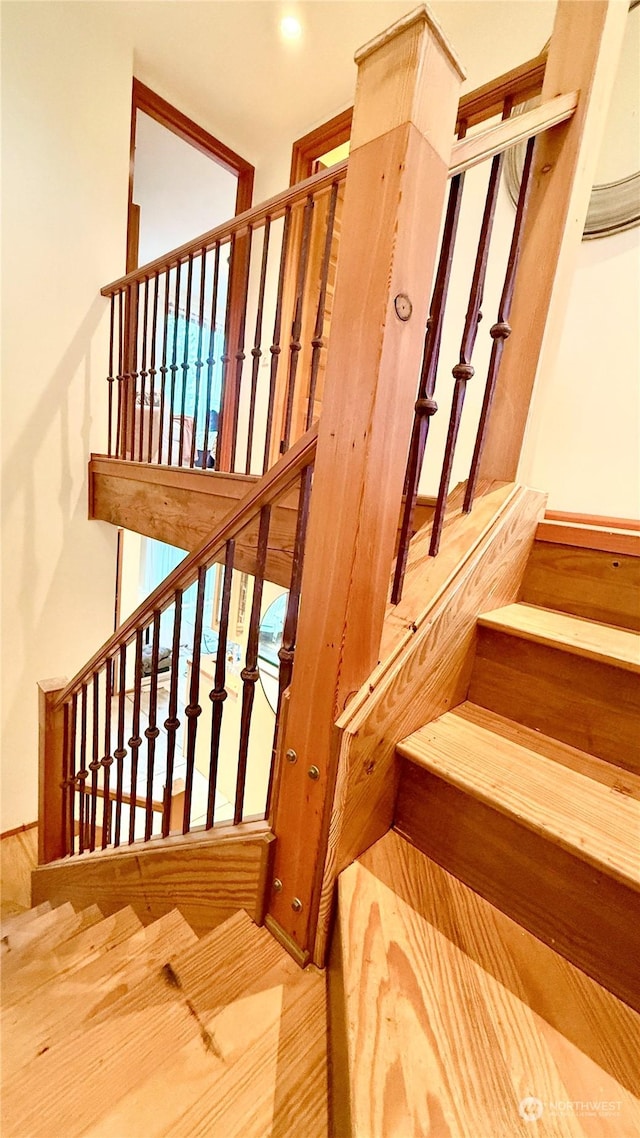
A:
38,678,69,865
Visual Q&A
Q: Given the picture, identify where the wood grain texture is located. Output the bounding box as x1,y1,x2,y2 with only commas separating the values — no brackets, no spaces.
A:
1,905,102,983
335,830,640,1136
450,90,578,176
478,602,640,673
398,705,640,890
268,17,463,959
456,51,547,129
521,540,640,631
394,766,640,1014
313,486,545,964
1,909,198,1081
31,824,273,936
470,626,640,773
0,900,49,935
0,825,38,913
38,679,67,864
536,519,640,556
90,458,298,586
478,1,628,483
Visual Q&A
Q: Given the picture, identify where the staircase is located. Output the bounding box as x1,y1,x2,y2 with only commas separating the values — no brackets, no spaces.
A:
1,903,327,1138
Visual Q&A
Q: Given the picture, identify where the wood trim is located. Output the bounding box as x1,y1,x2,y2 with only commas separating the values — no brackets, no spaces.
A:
290,108,353,185
544,509,640,532
104,161,349,295
449,91,578,177
1,820,37,842
56,424,317,706
536,519,640,556
457,52,547,130
38,679,68,865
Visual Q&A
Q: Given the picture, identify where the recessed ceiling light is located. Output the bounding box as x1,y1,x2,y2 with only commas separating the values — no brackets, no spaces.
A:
280,15,302,41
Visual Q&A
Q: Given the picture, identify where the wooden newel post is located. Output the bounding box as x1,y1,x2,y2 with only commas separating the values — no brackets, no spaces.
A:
266,5,465,963
38,678,69,865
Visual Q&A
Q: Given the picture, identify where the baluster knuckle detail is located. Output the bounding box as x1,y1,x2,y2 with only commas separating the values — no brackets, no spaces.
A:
184,704,202,719
209,688,228,703
240,667,260,683
414,397,438,416
490,320,512,339
452,363,475,382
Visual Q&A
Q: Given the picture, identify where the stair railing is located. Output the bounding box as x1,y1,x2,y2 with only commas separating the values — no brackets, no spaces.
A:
100,164,345,476
38,427,316,865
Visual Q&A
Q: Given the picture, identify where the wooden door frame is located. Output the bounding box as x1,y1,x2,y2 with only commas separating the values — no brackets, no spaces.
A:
289,107,353,186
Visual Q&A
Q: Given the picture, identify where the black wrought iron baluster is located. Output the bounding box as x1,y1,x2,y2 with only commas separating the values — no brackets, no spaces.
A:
144,611,161,840
214,237,236,472
167,262,182,466
178,254,194,467
235,507,271,825
465,135,536,512
206,541,234,829
138,277,150,463
61,703,69,857
306,184,339,430
391,156,467,603
128,629,144,844
89,671,100,852
158,269,171,464
147,274,160,464
182,567,207,833
246,219,271,474
201,244,220,469
115,291,125,458
113,643,127,847
266,466,313,816
229,226,253,473
281,197,314,453
67,693,77,854
429,104,511,558
263,207,291,474
190,248,208,469
107,295,115,457
76,683,88,853
162,590,183,837
126,281,140,463
101,657,114,849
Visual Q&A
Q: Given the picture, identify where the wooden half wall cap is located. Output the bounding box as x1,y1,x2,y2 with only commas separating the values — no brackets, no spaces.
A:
354,4,466,80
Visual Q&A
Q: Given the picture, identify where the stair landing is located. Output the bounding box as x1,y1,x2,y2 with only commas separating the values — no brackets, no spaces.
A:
335,830,640,1138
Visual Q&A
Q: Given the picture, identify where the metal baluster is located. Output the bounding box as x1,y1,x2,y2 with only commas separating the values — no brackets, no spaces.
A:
147,274,160,464
76,683,88,853
235,507,271,824
229,226,253,473
178,254,194,467
162,591,183,837
263,207,291,473
429,103,511,558
61,703,69,857
101,657,114,849
464,135,536,511
206,542,234,829
144,611,161,840
281,197,314,453
201,244,220,469
214,237,235,472
246,219,271,474
126,281,140,463
158,269,171,464
190,248,208,469
115,291,124,458
89,671,100,852
138,277,150,463
107,295,115,457
113,643,127,847
128,629,144,844
182,567,207,833
167,262,182,466
68,693,77,854
391,155,466,602
306,184,339,430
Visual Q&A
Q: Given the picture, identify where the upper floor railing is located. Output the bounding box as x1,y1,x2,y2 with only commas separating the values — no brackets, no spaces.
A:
100,163,345,476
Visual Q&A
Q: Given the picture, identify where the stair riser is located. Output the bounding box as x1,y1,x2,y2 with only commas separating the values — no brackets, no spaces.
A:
470,628,640,774
395,761,640,1013
521,542,640,632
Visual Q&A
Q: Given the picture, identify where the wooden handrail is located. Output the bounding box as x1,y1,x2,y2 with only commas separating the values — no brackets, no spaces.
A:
54,424,318,707
457,51,547,130
101,162,348,296
449,91,579,177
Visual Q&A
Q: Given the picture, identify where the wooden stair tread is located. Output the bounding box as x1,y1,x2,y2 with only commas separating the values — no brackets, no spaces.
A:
478,602,640,672
1,909,198,1083
0,902,51,937
338,830,640,1138
397,704,640,891
1,904,102,979
1,905,143,1006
